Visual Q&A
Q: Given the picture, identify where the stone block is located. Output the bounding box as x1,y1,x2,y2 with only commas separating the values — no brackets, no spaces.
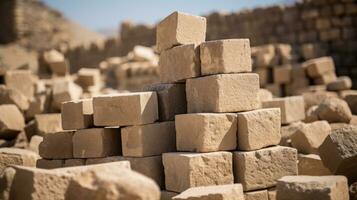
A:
244,190,269,200
327,76,352,91
163,152,233,192
34,113,63,136
186,73,259,113
93,92,158,126
176,113,237,152
85,156,126,165
51,79,83,111
121,121,176,157
0,148,39,173
39,131,74,159
172,184,244,200
76,68,101,91
73,128,121,158
233,146,298,191
0,85,29,111
315,97,352,123
303,56,335,78
265,84,282,97
61,99,93,130
63,159,85,167
48,60,69,76
280,122,305,146
298,154,331,176
258,89,273,104
314,72,337,85
200,39,251,75
237,108,281,150
0,105,25,139
254,68,270,87
345,94,357,114
36,159,64,169
28,135,43,154
273,64,292,84
156,11,206,53
4,70,34,99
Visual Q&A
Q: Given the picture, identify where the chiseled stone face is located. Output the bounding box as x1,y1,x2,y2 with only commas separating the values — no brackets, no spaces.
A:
186,73,259,113
200,39,252,76
244,190,269,200
172,184,244,200
315,97,352,123
156,11,206,53
237,108,281,151
276,176,349,200
303,56,335,78
176,113,237,152
0,104,25,139
61,99,93,130
39,131,74,159
298,154,331,176
0,148,39,173
163,152,233,193
233,146,298,191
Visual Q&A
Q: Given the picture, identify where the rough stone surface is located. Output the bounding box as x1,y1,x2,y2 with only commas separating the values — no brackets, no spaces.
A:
315,97,352,123
298,154,331,176
233,146,298,191
276,176,349,200
28,135,43,154
290,121,331,154
273,64,291,84
327,76,352,91
186,73,259,113
200,39,251,75
262,96,305,124
163,152,233,193
0,104,25,139
0,85,29,111
93,92,158,126
4,70,34,99
258,89,273,104
51,79,83,111
63,159,86,167
345,94,357,115
34,113,63,136
39,131,74,159
156,11,206,53
0,148,39,173
172,184,244,200
61,99,93,130
176,113,237,152
237,108,281,150
85,156,126,165
303,56,335,78
244,190,269,200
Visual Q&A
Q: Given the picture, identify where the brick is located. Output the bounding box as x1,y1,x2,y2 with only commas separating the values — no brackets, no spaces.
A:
319,126,357,182
303,57,335,78
276,176,349,200
0,148,39,173
48,60,69,76
163,152,233,192
144,83,186,121
298,154,331,176
262,96,305,124
39,131,74,159
73,128,121,158
61,99,93,130
273,64,291,84
159,44,200,83
172,184,244,200
0,105,25,139
345,94,357,114
176,113,237,152
291,121,331,154
315,97,352,123
244,190,269,200
51,79,83,111
121,121,175,157
156,11,206,53
186,73,259,113
34,113,63,136
63,159,85,167
93,92,158,126
130,45,157,61
76,68,101,92
233,146,298,191
200,39,251,75
237,108,281,150
4,70,34,99
0,85,29,111
36,159,64,169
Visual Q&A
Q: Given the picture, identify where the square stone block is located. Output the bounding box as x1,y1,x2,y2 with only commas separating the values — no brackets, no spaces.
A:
303,56,335,78
273,64,292,84
39,131,74,159
5,70,34,99
36,159,64,169
34,113,63,136
298,154,331,176
0,104,25,139
63,159,86,167
173,184,244,200
244,190,268,200
61,99,93,130
0,148,38,173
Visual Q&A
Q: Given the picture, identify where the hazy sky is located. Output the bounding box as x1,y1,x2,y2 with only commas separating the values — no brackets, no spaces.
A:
43,0,288,32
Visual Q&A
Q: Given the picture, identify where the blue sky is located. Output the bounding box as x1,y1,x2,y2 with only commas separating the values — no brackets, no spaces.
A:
43,0,288,32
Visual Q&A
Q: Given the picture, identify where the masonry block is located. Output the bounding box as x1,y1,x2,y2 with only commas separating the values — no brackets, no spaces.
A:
173,184,244,200
303,56,335,78
39,131,74,159
36,159,64,169
0,105,25,139
4,70,34,99
34,113,63,136
61,99,93,130
0,148,39,173
298,154,331,176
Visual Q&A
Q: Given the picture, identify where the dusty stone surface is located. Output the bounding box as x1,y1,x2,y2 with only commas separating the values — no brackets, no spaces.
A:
303,56,335,78
318,125,357,182
258,89,273,104
176,113,237,152
156,11,206,53
276,176,349,200
121,121,176,157
233,146,298,191
273,64,291,84
186,73,259,113
76,68,101,92
172,184,244,200
345,94,357,115
93,92,158,126
159,44,200,83
63,159,85,167
0,104,25,139
51,79,83,111
145,83,186,121
0,148,39,173
0,167,16,200
305,105,319,123
28,135,43,154
237,108,281,150
200,39,251,75
34,113,63,136
36,159,64,169
298,154,331,176
0,85,29,111
39,131,74,159
262,96,305,124
314,72,337,85
4,70,35,99
315,97,352,123
163,152,233,193
290,121,331,154
61,99,93,130
73,128,121,158
327,76,352,91
85,156,126,165
244,190,269,200
302,91,338,110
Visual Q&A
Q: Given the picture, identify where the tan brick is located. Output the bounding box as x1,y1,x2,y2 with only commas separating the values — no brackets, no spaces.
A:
4,70,34,99
144,83,186,121
61,99,93,130
273,64,292,84
73,128,121,158
291,121,331,154
315,97,352,123
0,85,29,111
63,159,85,167
0,105,25,139
51,79,83,111
176,113,237,152
303,57,335,78
200,39,251,75
233,146,298,191
159,44,200,83
237,108,281,150
163,152,233,193
327,76,352,91
36,159,64,169
121,121,176,157
0,148,39,173
173,184,244,200
34,113,63,136
39,131,74,159
93,92,158,126
156,11,206,53
244,190,269,200
262,96,305,124
186,73,259,113
276,176,349,200
76,68,101,92
298,154,331,176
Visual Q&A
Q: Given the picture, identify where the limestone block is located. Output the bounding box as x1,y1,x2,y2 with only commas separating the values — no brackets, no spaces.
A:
265,84,282,97
302,91,337,110
0,167,16,200
172,184,244,200
0,85,29,111
39,131,74,159
0,105,25,139
315,97,352,123
51,79,83,111
305,105,319,123
28,135,43,154
244,190,269,200
254,68,269,87
327,76,352,91
258,89,273,104
34,113,63,136
76,68,101,91
85,156,126,165
49,60,69,76
161,191,178,200
314,72,337,85
63,159,85,167
273,64,291,84
36,159,64,169
298,154,331,176
280,122,305,146
0,148,39,173
4,70,34,99
303,57,335,78
61,99,93,130
345,94,357,114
